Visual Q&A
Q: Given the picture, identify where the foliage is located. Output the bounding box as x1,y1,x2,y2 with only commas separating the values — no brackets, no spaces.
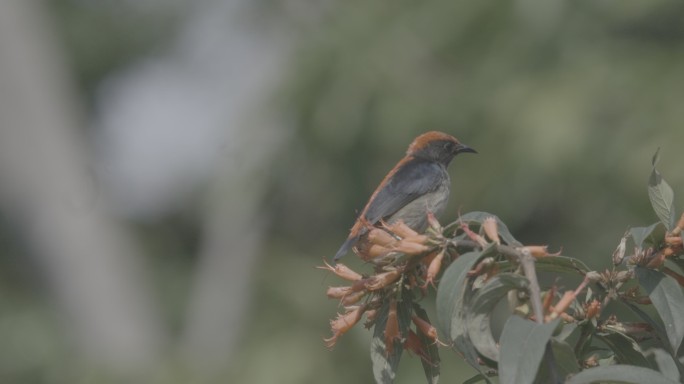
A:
319,151,684,383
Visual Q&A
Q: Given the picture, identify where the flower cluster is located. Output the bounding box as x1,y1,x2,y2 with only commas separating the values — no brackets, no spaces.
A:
628,213,684,269
319,214,448,356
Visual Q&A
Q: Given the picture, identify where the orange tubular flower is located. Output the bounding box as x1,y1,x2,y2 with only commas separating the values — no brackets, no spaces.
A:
341,290,367,306
542,286,557,315
365,269,403,291
367,228,398,247
385,300,400,355
324,305,366,349
585,300,601,320
404,330,432,363
357,243,393,261
385,220,419,239
423,250,445,288
318,261,363,281
411,314,446,346
326,286,353,299
426,211,442,232
392,239,431,256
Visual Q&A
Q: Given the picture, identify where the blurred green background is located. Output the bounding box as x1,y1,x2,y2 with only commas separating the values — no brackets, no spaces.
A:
0,0,683,383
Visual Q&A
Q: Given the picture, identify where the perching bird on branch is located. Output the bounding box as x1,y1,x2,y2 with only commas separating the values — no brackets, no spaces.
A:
334,131,476,262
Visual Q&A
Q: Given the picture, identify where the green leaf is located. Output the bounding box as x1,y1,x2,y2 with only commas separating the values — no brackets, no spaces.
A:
435,250,480,341
565,365,678,384
550,339,580,378
647,348,681,383
621,299,672,354
648,148,676,230
668,257,684,276
555,322,578,342
630,222,667,249
534,339,580,384
370,293,413,384
457,211,522,246
498,316,560,384
462,374,489,384
436,246,498,376
636,267,684,353
534,256,590,275
466,273,529,361
596,329,653,368
413,304,440,384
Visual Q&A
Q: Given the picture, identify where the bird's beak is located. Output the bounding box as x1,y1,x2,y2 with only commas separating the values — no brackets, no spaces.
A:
456,143,477,154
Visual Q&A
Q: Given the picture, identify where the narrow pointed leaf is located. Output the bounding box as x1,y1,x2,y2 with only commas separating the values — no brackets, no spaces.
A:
370,293,413,384
436,246,497,375
621,299,672,354
457,212,522,246
630,222,667,249
435,250,481,342
549,339,580,379
466,273,529,361
413,304,440,384
596,329,653,368
647,348,681,383
636,267,684,353
534,339,580,384
648,149,676,230
534,256,590,275
498,316,560,384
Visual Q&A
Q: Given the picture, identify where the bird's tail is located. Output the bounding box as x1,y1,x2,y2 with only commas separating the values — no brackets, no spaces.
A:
333,235,359,263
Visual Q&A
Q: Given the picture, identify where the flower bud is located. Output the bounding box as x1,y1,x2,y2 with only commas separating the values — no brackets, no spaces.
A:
364,309,378,328
665,236,683,246
482,216,500,245
615,270,633,283
423,250,445,288
367,228,398,247
324,305,366,349
384,220,418,238
326,286,353,299
467,257,495,278
392,238,431,255
585,300,601,320
426,211,442,232
341,290,367,306
365,269,402,291
317,261,363,281
583,354,599,368
673,212,684,235
357,243,393,261
411,315,439,343
461,223,487,248
612,234,628,265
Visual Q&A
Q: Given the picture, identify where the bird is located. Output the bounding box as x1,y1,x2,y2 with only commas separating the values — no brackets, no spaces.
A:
334,131,476,262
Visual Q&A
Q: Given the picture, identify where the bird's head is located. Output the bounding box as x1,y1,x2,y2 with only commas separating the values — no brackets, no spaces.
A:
407,131,477,165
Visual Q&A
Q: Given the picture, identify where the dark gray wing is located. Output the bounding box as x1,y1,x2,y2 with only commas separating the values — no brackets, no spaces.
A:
364,159,445,224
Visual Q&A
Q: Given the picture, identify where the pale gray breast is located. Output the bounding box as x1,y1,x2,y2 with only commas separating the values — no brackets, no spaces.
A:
386,170,450,232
